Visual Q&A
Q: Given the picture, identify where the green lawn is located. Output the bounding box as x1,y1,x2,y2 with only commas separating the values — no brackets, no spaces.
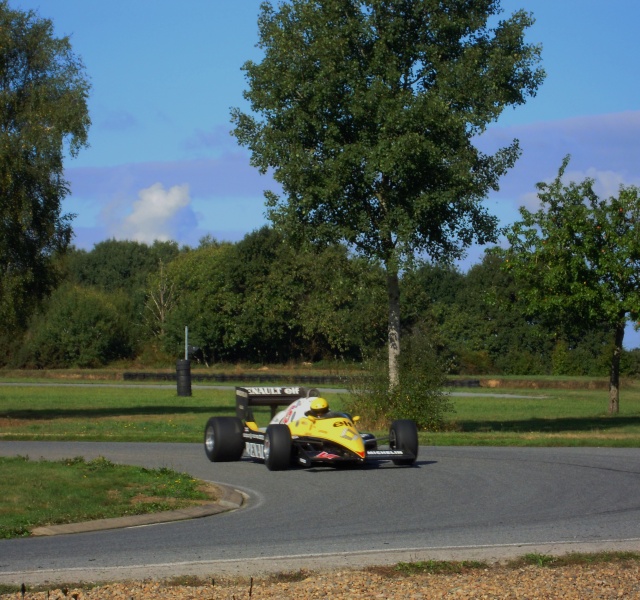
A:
0,385,237,441
0,455,215,539
1,379,639,446
431,386,640,446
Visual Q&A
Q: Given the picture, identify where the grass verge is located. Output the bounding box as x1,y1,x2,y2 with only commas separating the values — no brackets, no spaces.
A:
365,551,640,579
425,385,640,446
0,456,216,539
508,551,640,568
3,379,640,446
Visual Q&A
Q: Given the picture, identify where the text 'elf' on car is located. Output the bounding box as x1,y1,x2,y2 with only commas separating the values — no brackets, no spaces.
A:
204,386,419,471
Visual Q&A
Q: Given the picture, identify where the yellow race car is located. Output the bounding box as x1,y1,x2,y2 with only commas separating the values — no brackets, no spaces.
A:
204,386,418,471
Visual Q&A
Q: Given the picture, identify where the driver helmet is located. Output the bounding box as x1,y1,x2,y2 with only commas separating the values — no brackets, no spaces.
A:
307,397,329,418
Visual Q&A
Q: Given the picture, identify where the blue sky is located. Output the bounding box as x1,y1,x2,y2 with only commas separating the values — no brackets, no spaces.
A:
11,0,640,345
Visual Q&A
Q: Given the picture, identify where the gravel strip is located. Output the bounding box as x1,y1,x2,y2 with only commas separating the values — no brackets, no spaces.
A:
4,562,640,599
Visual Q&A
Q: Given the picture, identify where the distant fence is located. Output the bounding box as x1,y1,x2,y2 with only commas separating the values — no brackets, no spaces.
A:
123,372,343,385
122,371,481,387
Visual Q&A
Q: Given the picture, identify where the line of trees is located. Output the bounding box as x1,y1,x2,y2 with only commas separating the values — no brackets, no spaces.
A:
5,227,640,378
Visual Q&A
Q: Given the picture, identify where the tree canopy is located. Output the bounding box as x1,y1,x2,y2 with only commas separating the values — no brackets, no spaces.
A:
502,156,640,413
232,0,544,384
0,1,91,337
162,227,386,364
67,239,180,292
5,234,637,375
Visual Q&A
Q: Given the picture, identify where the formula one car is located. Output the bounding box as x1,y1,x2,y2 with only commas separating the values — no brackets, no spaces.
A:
204,386,419,471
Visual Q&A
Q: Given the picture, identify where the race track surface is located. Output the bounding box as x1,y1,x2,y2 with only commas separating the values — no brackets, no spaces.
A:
1,442,640,584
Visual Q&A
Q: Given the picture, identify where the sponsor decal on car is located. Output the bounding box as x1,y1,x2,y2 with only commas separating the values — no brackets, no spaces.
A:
314,451,340,459
244,387,302,396
367,450,405,455
245,442,265,459
281,399,302,423
340,427,359,441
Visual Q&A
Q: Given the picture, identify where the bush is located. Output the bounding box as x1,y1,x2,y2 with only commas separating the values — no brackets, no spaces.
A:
343,328,453,430
15,285,134,368
621,348,640,378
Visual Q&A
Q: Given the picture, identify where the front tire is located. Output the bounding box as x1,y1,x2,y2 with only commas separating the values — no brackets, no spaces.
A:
361,432,378,451
204,417,244,462
264,424,292,471
389,420,418,466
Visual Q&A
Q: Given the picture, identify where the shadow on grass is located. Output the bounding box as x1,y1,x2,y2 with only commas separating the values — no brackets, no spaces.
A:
456,415,640,433
0,405,235,420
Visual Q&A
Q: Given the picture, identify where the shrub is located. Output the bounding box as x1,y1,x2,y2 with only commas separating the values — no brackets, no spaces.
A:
15,285,133,368
343,328,453,430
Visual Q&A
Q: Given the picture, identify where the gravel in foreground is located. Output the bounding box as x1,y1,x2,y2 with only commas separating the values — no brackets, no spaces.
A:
3,561,640,599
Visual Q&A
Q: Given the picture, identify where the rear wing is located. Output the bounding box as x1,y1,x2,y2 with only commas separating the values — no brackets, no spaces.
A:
235,386,320,420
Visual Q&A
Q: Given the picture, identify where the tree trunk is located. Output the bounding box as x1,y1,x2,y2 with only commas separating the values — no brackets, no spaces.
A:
609,320,625,415
387,266,401,389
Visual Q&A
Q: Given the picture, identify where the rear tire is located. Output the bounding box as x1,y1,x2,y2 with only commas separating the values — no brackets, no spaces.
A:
264,424,292,471
389,420,418,466
204,417,244,462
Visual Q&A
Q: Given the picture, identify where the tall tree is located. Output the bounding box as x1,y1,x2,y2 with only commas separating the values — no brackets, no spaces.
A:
232,0,544,385
0,1,91,338
502,156,640,413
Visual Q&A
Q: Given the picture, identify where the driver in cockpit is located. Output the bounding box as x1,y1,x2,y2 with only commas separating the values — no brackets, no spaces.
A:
305,397,330,418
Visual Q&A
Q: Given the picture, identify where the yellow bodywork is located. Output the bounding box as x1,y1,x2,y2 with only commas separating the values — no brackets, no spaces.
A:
247,415,366,460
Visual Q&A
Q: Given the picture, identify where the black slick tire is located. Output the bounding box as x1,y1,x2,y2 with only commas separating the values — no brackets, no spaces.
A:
389,419,419,465
264,424,292,471
204,417,244,462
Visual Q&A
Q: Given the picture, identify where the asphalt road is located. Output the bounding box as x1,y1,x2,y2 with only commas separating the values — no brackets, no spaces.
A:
1,442,640,585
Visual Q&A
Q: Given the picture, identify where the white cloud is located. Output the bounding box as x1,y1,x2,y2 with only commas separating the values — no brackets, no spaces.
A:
514,167,640,215
112,183,194,244
67,111,638,251
518,191,541,212
564,167,639,199
477,110,640,223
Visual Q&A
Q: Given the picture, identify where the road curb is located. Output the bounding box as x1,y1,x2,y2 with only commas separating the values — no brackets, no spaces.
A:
30,484,246,537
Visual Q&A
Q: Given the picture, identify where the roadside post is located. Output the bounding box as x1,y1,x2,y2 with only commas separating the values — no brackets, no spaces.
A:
177,326,192,397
